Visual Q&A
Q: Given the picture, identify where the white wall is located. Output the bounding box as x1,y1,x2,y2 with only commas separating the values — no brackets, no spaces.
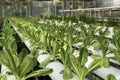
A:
113,0,120,6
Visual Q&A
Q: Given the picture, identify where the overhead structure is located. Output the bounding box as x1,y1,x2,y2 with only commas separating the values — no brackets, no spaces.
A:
0,0,32,17
1,0,120,17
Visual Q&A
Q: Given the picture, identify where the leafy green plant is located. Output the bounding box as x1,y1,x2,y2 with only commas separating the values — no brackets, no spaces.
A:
40,36,61,67
0,18,53,80
106,17,119,27
9,17,118,80
0,74,8,80
92,41,101,50
0,38,53,80
106,74,116,80
80,26,95,48
110,28,120,62
95,28,111,68
60,42,73,80
69,49,102,80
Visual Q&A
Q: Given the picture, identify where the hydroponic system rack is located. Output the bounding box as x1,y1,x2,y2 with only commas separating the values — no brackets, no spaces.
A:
0,16,120,80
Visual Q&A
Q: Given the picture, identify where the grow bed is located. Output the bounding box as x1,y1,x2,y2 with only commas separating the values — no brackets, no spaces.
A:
8,17,120,80
12,25,79,80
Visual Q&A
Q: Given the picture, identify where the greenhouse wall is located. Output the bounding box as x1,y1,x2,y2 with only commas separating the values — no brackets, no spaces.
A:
96,0,120,7
31,1,53,17
113,0,120,6
96,0,113,7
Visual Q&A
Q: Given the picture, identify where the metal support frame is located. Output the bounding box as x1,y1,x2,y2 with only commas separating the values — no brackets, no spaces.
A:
59,6,120,18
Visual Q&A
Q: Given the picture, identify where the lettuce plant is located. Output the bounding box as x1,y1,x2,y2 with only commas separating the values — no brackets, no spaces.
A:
80,26,95,48
9,17,117,80
60,42,73,80
0,47,53,80
69,48,103,80
95,28,111,68
106,74,116,80
40,35,61,67
110,28,120,62
0,18,53,80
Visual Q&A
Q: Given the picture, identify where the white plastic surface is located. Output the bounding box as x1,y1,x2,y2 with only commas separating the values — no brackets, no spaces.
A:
7,75,16,80
37,54,79,80
1,65,16,80
37,54,50,63
1,65,9,75
94,66,120,80
110,59,120,65
24,40,31,49
106,27,114,38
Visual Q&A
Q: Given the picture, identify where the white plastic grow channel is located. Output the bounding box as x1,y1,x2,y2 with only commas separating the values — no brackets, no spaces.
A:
88,46,120,80
1,65,16,80
94,66,120,80
88,43,120,65
73,34,120,80
37,53,79,80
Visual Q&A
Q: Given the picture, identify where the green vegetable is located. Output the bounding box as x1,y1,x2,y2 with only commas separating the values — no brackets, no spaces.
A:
92,41,101,50
0,18,53,80
106,74,116,80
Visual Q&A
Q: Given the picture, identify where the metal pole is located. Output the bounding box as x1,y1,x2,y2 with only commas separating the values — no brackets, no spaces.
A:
31,0,33,17
13,0,16,16
53,0,58,16
62,0,64,20
2,0,5,17
0,1,2,17
82,0,84,9
28,2,31,17
64,0,66,9
64,0,66,16
25,6,28,17
73,0,77,9
81,0,85,14
47,2,50,17
90,10,91,17
1,0,3,17
55,1,57,16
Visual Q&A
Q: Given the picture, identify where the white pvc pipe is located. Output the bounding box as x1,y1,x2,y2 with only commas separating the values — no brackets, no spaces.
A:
37,53,79,80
